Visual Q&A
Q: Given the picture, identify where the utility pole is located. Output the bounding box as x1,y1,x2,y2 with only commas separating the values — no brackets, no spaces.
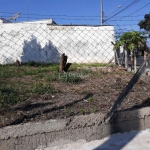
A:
26,0,29,21
100,0,104,25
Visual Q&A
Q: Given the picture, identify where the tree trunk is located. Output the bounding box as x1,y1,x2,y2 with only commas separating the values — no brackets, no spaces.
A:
125,49,128,70
144,42,147,61
115,51,120,66
130,51,134,71
134,49,137,72
144,50,147,60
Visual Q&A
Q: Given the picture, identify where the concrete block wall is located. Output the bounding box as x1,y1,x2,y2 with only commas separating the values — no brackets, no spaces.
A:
0,107,150,150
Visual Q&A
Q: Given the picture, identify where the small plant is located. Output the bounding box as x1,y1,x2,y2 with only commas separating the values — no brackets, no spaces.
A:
65,108,74,116
87,97,94,101
92,108,97,113
80,108,86,115
23,118,27,123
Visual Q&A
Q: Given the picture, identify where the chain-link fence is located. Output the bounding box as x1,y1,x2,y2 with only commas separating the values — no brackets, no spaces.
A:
0,23,115,64
0,22,150,127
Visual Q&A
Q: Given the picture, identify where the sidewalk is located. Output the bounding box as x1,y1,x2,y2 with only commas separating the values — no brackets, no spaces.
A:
46,129,150,150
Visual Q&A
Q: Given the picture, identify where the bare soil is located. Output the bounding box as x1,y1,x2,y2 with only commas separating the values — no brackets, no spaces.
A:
0,66,150,128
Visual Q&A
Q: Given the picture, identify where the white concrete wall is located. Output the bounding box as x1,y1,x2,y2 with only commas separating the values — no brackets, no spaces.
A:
0,21,114,64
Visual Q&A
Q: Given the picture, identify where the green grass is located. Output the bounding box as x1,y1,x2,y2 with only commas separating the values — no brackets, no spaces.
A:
0,63,60,107
0,63,59,79
59,72,82,83
69,63,115,71
0,80,57,107
46,72,59,82
0,62,112,107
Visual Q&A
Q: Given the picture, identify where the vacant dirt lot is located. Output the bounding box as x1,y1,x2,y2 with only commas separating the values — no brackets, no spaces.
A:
0,65,150,128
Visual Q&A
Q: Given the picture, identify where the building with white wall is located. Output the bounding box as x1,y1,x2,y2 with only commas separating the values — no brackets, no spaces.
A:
0,19,114,64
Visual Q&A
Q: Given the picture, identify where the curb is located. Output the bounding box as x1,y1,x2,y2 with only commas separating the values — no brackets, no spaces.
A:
0,107,150,150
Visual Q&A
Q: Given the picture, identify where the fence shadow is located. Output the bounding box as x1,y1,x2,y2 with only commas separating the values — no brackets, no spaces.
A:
21,35,60,63
93,98,148,149
93,126,139,150
93,54,150,149
93,108,140,149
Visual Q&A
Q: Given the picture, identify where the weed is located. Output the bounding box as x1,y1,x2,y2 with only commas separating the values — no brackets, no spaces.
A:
70,110,74,116
46,72,59,82
87,97,94,101
23,118,27,123
65,108,74,116
80,109,86,114
92,108,97,113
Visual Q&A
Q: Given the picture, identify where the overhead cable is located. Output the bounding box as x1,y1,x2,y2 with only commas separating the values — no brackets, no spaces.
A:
119,2,150,20
105,0,140,22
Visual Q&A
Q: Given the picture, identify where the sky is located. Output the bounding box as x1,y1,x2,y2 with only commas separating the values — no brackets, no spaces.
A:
0,0,150,32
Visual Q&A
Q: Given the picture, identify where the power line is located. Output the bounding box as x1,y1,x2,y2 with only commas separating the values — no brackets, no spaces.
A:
0,11,147,20
0,15,101,21
121,0,133,6
118,2,150,20
108,19,143,22
105,0,141,22
105,0,132,18
107,15,144,18
105,0,139,21
0,11,101,18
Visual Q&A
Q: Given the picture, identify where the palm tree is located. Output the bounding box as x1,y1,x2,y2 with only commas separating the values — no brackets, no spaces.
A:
114,31,147,72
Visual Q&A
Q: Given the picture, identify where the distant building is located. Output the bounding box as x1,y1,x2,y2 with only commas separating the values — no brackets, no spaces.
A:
0,18,12,24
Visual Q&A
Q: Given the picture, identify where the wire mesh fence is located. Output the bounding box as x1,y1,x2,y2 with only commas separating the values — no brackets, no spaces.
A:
0,22,150,127
0,23,114,64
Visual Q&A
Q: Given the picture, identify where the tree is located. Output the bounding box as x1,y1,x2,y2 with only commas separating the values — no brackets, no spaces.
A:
114,31,147,72
138,13,150,32
138,13,150,61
